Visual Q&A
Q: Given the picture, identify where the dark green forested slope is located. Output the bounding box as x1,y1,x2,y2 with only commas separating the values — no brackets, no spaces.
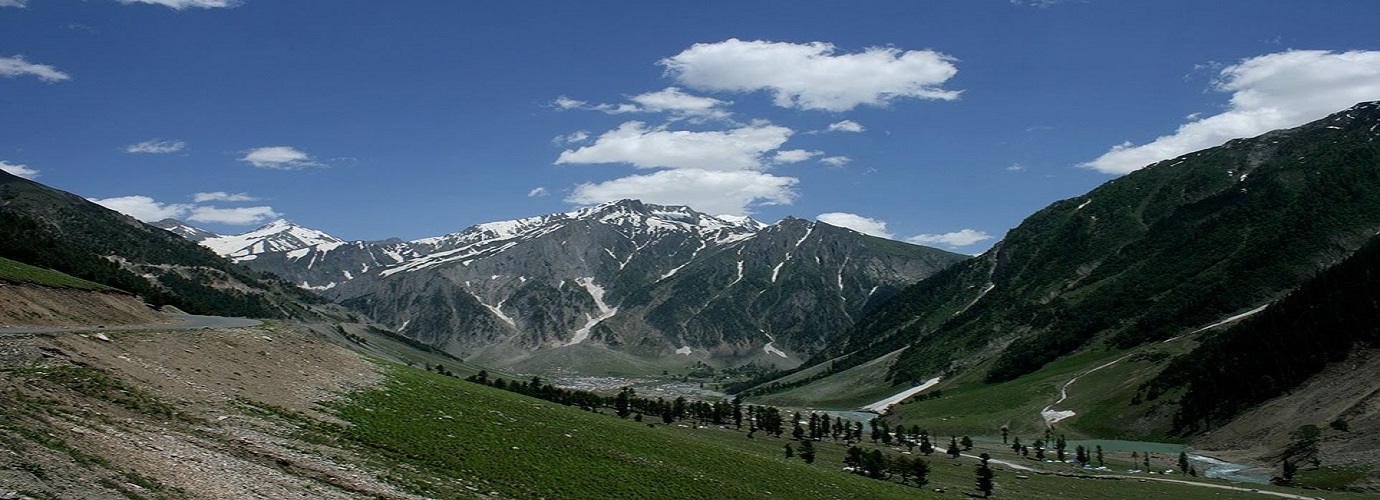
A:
0,169,324,318
804,101,1380,389
1142,232,1380,434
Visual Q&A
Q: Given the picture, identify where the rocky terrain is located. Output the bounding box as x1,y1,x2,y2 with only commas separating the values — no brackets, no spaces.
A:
0,295,412,499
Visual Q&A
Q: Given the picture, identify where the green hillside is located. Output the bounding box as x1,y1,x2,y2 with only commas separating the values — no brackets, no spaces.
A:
0,256,114,291
318,363,1359,499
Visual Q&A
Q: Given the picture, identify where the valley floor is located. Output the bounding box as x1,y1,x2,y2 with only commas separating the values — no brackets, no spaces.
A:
3,320,1373,499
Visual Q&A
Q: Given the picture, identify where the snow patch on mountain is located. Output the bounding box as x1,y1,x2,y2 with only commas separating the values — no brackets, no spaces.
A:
567,277,617,345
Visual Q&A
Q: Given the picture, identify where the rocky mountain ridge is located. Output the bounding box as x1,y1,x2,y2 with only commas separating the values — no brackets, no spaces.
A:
164,200,967,369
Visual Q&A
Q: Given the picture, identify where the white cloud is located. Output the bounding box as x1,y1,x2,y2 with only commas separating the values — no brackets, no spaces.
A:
116,0,242,9
527,187,550,197
555,121,793,171
89,195,193,222
1007,163,1026,172
552,130,590,145
826,120,865,133
0,55,71,82
193,191,257,202
552,87,732,121
239,146,323,169
1011,0,1072,7
817,213,893,238
552,96,587,110
125,139,186,154
90,194,278,225
906,229,993,248
772,149,821,164
566,169,797,216
820,156,851,167
1083,49,1380,174
624,87,732,120
0,160,39,179
0,0,28,7
186,205,280,225
660,39,960,111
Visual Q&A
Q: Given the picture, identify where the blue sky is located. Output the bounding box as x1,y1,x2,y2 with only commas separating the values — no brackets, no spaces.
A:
4,1,1380,252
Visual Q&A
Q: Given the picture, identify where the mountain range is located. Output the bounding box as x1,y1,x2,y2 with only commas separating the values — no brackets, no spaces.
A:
5,102,1380,489
156,199,967,369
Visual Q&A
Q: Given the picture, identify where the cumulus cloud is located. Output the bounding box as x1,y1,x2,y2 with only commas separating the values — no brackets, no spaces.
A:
1083,49,1380,174
186,205,280,225
89,196,193,222
125,139,186,154
239,146,323,169
566,169,797,216
527,187,550,197
820,156,851,167
817,213,893,238
552,87,732,121
772,149,822,164
0,0,28,8
193,191,257,202
90,193,278,225
826,120,865,133
0,55,71,82
552,130,590,146
0,160,39,179
659,39,960,111
906,229,993,248
555,121,793,171
116,0,242,9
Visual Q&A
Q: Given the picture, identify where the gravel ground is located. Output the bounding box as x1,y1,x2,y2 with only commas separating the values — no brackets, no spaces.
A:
0,322,431,499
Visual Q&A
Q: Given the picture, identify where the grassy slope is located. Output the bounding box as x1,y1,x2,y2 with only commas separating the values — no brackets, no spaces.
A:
0,256,115,291
748,349,907,409
775,330,1203,443
324,363,1369,499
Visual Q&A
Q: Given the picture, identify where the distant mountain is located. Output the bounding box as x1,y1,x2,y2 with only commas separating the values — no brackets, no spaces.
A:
806,101,1380,388
151,218,222,242
176,199,967,368
0,169,325,319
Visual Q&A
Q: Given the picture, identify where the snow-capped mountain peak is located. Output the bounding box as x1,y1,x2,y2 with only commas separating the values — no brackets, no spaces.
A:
200,219,345,258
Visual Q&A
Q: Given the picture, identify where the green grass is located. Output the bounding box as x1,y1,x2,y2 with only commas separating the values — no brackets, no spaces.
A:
0,256,114,291
1295,465,1372,490
327,364,928,499
316,362,1377,500
749,349,908,409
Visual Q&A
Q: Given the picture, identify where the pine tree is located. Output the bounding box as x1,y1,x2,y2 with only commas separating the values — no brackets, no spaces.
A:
947,437,962,459
960,435,973,451
863,449,889,479
910,456,931,488
976,453,995,498
844,446,863,471
1096,445,1104,467
1178,451,1190,475
615,387,633,418
784,443,794,459
800,439,816,464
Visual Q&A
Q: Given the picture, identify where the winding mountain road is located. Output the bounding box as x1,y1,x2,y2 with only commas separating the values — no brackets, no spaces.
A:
0,314,261,335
